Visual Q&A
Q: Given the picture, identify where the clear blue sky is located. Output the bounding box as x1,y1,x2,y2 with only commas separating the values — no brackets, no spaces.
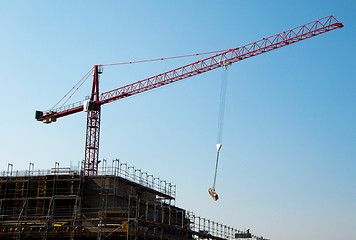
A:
0,1,355,239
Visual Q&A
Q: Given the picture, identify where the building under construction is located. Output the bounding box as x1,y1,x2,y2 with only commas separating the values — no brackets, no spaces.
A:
0,161,263,240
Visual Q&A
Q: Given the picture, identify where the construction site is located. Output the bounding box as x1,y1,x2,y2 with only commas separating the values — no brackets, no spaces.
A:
0,15,344,240
0,162,257,240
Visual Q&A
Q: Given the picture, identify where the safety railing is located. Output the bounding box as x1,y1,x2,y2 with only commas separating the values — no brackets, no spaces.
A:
97,159,176,199
1,160,176,199
186,210,248,239
126,195,260,240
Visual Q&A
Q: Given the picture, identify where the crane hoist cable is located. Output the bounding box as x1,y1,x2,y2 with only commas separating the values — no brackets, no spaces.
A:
209,60,231,201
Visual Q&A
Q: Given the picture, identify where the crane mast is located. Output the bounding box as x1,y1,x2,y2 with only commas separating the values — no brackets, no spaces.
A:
84,65,102,175
35,15,343,176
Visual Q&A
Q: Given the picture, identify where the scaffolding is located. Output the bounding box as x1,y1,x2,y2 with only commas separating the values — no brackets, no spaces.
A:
0,161,263,240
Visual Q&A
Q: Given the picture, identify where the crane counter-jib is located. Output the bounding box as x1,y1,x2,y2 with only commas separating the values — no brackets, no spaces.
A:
36,106,83,123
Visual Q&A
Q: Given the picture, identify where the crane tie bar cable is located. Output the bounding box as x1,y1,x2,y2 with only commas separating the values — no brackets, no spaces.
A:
50,67,94,111
101,49,228,67
51,49,228,112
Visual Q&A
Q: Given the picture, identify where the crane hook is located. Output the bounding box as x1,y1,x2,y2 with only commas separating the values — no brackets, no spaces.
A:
208,187,219,201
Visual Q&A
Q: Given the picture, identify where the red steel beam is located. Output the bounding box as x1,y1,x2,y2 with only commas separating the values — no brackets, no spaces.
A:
36,15,343,122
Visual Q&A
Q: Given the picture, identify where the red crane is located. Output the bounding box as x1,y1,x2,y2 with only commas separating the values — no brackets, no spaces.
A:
36,16,343,176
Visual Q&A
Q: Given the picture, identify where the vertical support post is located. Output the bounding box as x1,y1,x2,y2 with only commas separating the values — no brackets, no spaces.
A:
145,202,148,221
160,203,164,240
153,202,156,237
127,195,131,240
198,216,201,232
7,163,13,177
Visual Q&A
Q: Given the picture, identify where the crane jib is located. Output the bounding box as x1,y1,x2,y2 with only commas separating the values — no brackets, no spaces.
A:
35,15,343,124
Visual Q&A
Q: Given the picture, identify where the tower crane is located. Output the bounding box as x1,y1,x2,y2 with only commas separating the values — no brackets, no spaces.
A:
35,16,343,176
